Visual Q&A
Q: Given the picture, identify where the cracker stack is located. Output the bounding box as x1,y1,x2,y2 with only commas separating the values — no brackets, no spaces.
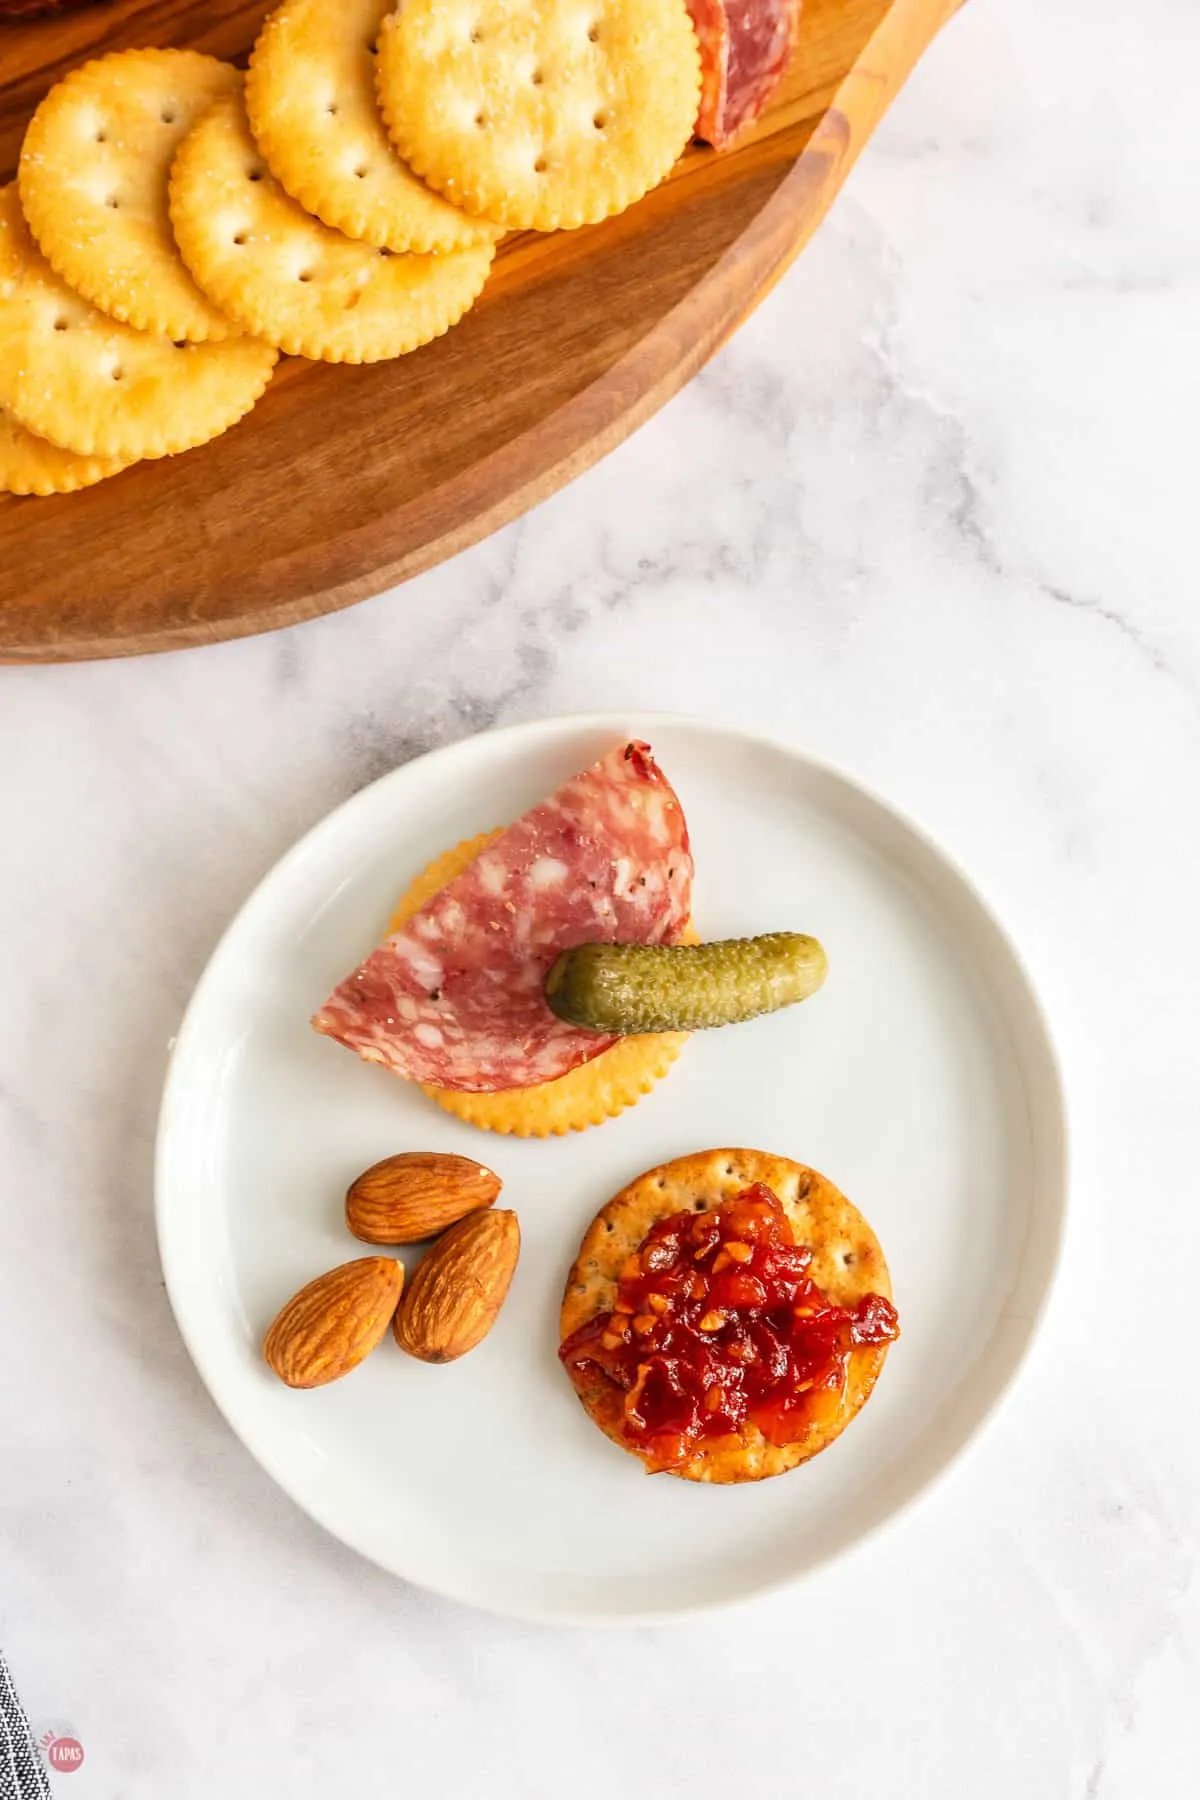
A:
1,1,701,495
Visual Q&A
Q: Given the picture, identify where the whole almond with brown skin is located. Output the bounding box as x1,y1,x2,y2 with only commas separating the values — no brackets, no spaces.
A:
263,1257,404,1388
346,1151,501,1245
394,1209,520,1363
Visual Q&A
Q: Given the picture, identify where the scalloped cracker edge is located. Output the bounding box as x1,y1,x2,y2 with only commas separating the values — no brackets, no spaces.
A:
169,91,494,363
246,0,503,254
19,49,243,342
0,185,277,460
375,0,701,231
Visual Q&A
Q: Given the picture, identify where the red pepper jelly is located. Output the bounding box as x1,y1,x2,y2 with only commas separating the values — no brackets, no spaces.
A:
559,1182,899,1470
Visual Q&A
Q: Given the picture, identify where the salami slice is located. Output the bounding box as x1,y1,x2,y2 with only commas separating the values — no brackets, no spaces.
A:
312,741,694,1093
686,0,730,147
688,0,802,148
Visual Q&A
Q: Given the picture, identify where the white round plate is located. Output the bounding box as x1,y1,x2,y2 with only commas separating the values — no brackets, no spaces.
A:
157,714,1067,1623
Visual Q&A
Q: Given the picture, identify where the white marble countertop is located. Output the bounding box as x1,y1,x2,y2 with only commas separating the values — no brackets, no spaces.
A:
3,0,1198,1791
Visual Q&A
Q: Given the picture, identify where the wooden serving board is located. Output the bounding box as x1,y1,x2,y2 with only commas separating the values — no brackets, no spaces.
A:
0,0,958,661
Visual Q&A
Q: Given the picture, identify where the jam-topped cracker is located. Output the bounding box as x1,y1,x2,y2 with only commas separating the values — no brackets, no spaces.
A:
560,1148,898,1481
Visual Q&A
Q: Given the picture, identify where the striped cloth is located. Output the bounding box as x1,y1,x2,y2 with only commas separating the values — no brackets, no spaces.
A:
0,1655,51,1800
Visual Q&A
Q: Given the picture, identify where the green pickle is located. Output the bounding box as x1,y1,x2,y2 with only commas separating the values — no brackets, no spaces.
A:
545,933,829,1035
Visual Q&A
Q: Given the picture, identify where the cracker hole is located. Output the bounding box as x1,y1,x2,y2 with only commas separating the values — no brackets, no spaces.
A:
593,111,607,130
474,112,487,128
345,290,361,309
469,26,482,41
603,1221,615,1234
656,1178,666,1190
367,40,377,53
106,195,120,209
161,108,178,124
533,156,547,173
842,1252,856,1267
233,233,247,245
354,164,369,178
326,102,339,115
724,1164,735,1175
173,340,187,349
110,366,124,382
530,67,544,84
247,167,264,182
53,317,68,332
377,247,393,257
587,23,600,40
297,270,313,282
95,129,107,143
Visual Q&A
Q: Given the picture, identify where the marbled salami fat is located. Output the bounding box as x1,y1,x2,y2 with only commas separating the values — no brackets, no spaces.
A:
312,742,693,1092
689,0,802,147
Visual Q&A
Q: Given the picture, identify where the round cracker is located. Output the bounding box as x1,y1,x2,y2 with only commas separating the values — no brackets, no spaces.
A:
388,831,688,1137
246,0,503,255
169,92,496,364
0,400,135,496
376,0,702,232
560,1148,895,1483
0,186,278,461
19,49,243,342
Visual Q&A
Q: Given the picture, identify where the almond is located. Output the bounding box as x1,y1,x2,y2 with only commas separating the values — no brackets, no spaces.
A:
394,1209,520,1363
263,1256,404,1388
346,1151,501,1245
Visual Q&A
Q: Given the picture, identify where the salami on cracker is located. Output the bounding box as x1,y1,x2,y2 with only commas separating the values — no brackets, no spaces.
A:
312,741,693,1091
387,830,693,1135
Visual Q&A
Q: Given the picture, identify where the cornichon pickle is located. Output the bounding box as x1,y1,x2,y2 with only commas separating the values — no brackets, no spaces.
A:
544,934,828,1035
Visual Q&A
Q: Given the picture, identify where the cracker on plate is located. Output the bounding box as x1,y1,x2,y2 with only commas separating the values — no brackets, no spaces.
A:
19,49,242,342
169,91,495,363
387,831,689,1137
375,0,701,231
0,185,277,461
246,0,503,254
560,1147,895,1482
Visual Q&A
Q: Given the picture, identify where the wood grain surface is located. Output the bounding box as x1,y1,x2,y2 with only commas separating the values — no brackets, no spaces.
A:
0,0,960,661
